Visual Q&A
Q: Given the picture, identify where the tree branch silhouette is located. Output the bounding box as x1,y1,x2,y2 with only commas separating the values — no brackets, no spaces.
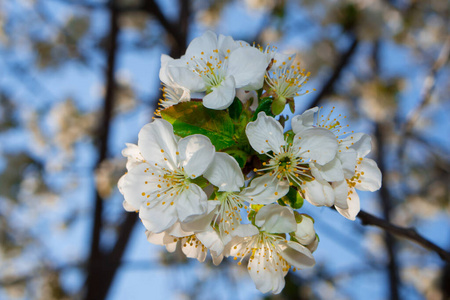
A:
85,3,120,300
356,210,450,262
309,36,359,108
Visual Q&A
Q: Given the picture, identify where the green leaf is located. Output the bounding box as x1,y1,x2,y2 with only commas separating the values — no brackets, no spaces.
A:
228,97,243,120
282,187,304,209
190,176,209,188
160,102,236,150
252,97,275,120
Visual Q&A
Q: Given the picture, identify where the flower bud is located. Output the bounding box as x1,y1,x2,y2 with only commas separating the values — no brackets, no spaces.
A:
293,214,316,246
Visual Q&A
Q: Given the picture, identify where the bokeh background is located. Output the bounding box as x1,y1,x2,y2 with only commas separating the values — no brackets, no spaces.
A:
0,0,449,299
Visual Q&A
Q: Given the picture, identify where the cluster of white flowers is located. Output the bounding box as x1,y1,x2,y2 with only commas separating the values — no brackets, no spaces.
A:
118,31,382,294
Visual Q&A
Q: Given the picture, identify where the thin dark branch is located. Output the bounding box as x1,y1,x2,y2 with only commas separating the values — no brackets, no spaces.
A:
357,210,450,262
397,36,450,162
309,36,359,108
85,4,120,300
400,36,450,138
375,122,401,300
141,0,185,50
49,0,185,49
90,213,138,300
84,1,191,299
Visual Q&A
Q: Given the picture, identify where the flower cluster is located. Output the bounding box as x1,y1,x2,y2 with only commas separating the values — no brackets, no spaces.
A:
118,31,382,294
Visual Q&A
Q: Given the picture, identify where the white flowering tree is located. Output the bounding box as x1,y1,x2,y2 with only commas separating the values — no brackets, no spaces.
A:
0,0,449,300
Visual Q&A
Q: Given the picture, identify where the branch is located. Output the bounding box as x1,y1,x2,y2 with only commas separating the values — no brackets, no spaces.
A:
401,36,450,137
375,122,401,300
140,0,185,51
397,36,450,161
84,1,191,299
48,0,185,50
309,36,359,108
357,210,450,262
85,4,120,300
89,212,138,300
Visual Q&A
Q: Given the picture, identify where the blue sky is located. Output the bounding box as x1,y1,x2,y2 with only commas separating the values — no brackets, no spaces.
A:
1,0,449,299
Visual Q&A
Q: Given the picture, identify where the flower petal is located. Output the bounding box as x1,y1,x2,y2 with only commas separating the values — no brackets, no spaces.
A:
340,133,372,157
196,227,225,255
185,30,218,58
335,187,360,220
159,54,174,85
332,180,349,210
178,134,215,178
138,119,178,170
212,252,224,266
293,127,338,165
217,34,239,56
294,216,316,246
167,59,206,91
182,237,207,262
356,158,382,192
248,250,283,294
122,143,144,170
255,204,296,234
232,224,259,237
227,46,268,90
279,241,315,269
165,222,193,238
145,231,166,246
176,183,208,222
202,75,236,110
181,200,220,232
303,179,335,207
337,148,357,179
310,157,344,182
203,152,244,192
240,173,289,204
139,196,178,233
246,112,285,154
291,107,318,133
119,164,164,211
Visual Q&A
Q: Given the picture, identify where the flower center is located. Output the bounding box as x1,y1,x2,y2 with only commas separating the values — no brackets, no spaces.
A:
313,107,354,141
265,61,310,99
232,232,290,273
186,50,230,91
255,143,313,187
154,167,191,199
214,192,246,237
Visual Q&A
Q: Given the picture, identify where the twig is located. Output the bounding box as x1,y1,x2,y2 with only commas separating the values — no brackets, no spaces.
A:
401,36,450,137
375,122,401,300
357,210,450,262
85,4,120,300
309,36,359,108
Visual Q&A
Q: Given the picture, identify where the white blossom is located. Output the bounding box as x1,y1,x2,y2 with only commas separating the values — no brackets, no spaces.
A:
224,204,315,294
194,153,290,254
167,31,268,110
246,112,338,206
292,107,382,220
156,54,191,115
118,119,215,233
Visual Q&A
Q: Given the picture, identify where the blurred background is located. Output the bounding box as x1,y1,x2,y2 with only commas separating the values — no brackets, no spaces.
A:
0,0,449,299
